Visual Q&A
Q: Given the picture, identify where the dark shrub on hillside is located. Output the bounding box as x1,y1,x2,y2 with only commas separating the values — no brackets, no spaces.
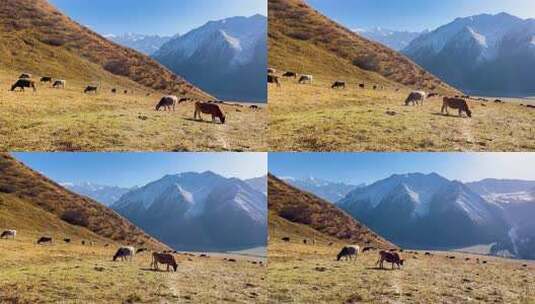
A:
104,59,130,76
61,209,89,227
352,55,379,72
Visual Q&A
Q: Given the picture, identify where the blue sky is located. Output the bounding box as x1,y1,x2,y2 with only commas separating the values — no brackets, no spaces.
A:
308,0,535,32
269,153,535,185
13,153,267,188
49,0,267,36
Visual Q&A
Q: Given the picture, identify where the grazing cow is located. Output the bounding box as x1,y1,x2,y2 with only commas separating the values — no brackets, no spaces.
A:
331,81,346,89
268,74,281,87
373,85,378,90
152,252,178,272
303,239,307,245
442,97,472,118
81,240,86,245
63,238,71,243
194,102,226,124
136,248,148,254
268,68,276,74
336,245,360,262
405,91,426,106
111,88,117,94
250,105,259,110
359,84,365,89
124,90,128,94
377,250,404,269
282,71,297,78
328,242,334,246
40,76,52,83
425,252,431,256
19,73,31,79
298,75,313,84
495,99,503,103
1,229,16,239
362,246,375,253
84,86,98,94
155,95,178,111
11,79,36,92
52,80,65,89
282,237,290,242
113,246,135,261
37,236,53,245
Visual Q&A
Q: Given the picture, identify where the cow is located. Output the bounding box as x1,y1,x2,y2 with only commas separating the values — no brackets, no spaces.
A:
373,85,378,90
336,245,360,262
136,248,148,254
111,88,117,94
377,250,404,269
282,71,297,78
194,102,226,124
152,252,178,272
250,105,259,110
155,95,178,111
428,93,439,98
405,91,426,106
282,237,290,242
442,97,472,118
63,238,71,243
113,246,135,262
298,75,313,84
40,76,53,83
52,80,65,89
11,79,36,92
0,230,16,239
331,81,346,89
19,73,31,79
124,90,128,94
37,236,53,245
359,84,365,89
84,86,98,94
362,246,375,253
268,74,280,87
303,239,307,245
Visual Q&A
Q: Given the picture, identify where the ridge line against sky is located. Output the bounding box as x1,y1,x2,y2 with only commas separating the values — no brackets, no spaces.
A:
269,153,535,185
12,153,267,188
48,0,267,36
307,0,535,32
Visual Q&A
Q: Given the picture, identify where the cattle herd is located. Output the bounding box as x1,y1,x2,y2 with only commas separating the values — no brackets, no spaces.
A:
0,229,188,273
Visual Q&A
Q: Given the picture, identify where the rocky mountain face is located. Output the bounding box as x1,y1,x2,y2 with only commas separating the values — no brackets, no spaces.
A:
112,172,267,251
153,15,267,102
403,13,535,96
338,173,510,250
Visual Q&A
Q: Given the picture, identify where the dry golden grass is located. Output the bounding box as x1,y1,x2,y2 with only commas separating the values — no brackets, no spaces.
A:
268,236,535,304
269,76,535,151
0,71,267,151
0,234,267,303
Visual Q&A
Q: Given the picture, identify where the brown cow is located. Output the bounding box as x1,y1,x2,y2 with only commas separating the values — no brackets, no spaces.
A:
194,102,226,124
40,76,53,83
84,86,98,94
152,252,178,272
376,250,404,269
37,236,53,245
331,81,346,89
282,71,297,78
268,74,280,87
442,97,472,117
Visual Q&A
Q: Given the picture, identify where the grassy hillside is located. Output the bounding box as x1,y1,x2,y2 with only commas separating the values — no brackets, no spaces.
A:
0,69,267,151
0,235,267,303
269,0,456,94
268,175,394,249
268,232,535,303
269,77,535,151
0,0,209,99
0,154,166,249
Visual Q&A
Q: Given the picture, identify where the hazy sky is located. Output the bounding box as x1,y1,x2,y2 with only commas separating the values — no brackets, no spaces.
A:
48,0,267,36
269,153,535,185
307,0,535,32
13,153,267,188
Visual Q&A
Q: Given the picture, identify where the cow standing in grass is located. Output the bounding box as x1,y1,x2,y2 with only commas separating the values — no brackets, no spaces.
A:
155,95,178,111
442,97,472,118
152,252,178,272
1,230,16,239
84,86,98,94
37,236,53,245
298,75,313,84
405,91,426,106
331,81,346,89
11,79,36,92
52,80,65,89
194,102,226,124
377,250,404,269
113,246,135,262
337,245,360,262
268,75,280,87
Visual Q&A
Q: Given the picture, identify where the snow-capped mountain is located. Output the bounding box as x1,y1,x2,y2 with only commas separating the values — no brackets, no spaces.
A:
153,15,267,102
403,13,535,96
282,177,362,203
112,172,267,251
62,182,131,206
467,179,535,259
246,175,267,195
337,173,509,249
356,27,423,51
105,33,172,55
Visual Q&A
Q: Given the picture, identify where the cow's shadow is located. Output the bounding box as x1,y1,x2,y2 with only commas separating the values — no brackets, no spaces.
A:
139,267,174,273
366,267,396,271
430,112,465,119
183,118,219,124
